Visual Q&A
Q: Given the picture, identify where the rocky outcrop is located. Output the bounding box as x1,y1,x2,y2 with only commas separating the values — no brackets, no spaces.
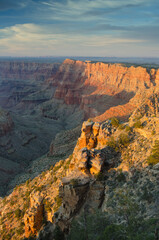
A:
61,120,116,177
130,92,159,119
51,119,117,233
58,181,90,231
74,120,115,152
24,191,44,238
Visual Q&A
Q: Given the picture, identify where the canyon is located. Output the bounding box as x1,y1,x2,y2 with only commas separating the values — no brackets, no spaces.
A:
0,58,159,239
0,59,159,195
0,99,159,239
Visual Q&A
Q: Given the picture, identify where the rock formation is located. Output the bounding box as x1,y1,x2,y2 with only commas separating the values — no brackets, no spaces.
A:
0,108,14,136
47,59,159,120
24,191,44,238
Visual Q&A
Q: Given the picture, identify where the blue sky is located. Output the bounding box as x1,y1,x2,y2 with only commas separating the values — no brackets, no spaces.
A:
0,0,159,57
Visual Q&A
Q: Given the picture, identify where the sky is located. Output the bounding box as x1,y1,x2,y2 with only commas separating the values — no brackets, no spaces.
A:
0,0,159,57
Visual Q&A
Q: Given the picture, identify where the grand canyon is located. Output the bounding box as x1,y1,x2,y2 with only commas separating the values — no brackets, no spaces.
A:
0,58,159,239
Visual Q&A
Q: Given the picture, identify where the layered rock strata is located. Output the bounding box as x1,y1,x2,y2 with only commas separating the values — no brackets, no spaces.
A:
0,61,59,81
48,59,159,120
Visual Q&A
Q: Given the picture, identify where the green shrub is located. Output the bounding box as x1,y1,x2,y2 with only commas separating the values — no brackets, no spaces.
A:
54,195,62,212
125,125,132,132
26,179,31,187
118,124,125,130
118,133,130,147
16,225,24,235
44,200,52,212
147,140,159,165
87,118,93,123
135,114,142,120
54,176,57,182
68,210,108,240
68,204,158,240
111,117,119,127
23,198,30,210
34,185,44,192
2,197,7,204
10,200,15,206
25,190,31,198
3,234,12,240
70,179,79,186
7,211,13,219
64,159,71,170
141,187,153,203
95,172,104,181
116,171,126,182
69,154,73,161
107,137,118,149
133,120,143,128
107,134,130,151
53,226,65,240
100,224,126,240
53,160,64,173
15,208,22,219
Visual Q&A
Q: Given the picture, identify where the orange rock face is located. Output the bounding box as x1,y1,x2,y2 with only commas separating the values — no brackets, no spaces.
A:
24,191,44,238
49,59,159,121
67,120,115,176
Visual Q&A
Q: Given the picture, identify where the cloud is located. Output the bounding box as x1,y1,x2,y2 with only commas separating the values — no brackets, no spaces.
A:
0,0,27,10
40,0,153,21
0,0,158,57
90,24,127,32
122,25,159,42
0,23,144,56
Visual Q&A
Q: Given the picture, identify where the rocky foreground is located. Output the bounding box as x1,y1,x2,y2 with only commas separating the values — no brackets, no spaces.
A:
0,91,159,239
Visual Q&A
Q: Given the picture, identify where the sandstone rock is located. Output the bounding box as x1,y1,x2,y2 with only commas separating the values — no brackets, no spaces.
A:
67,120,115,177
24,191,44,238
58,181,89,231
90,154,104,175
47,59,158,121
130,92,159,120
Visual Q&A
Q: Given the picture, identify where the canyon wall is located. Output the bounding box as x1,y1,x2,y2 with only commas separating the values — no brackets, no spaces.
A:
49,59,159,120
0,61,59,81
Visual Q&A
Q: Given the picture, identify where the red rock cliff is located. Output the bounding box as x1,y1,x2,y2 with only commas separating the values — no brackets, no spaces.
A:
49,59,159,120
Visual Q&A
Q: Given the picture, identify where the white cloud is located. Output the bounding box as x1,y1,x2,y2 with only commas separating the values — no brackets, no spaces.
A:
0,23,145,56
40,0,152,21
